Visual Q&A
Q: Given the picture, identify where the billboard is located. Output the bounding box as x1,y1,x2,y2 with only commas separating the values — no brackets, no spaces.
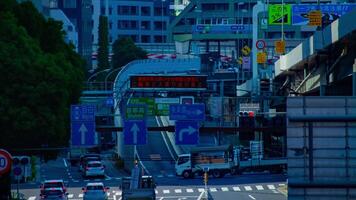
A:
192,24,251,34
292,4,356,25
130,75,207,90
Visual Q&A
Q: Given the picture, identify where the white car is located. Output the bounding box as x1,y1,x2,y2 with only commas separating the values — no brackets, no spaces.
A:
83,161,105,178
83,182,109,200
40,187,68,200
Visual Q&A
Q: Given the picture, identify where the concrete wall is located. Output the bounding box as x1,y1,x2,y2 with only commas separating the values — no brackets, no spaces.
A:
287,96,356,199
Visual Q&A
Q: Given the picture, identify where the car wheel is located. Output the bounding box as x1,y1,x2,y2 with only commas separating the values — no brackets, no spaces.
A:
183,171,191,179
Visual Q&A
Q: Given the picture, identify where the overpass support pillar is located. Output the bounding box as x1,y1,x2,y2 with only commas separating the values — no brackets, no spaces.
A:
319,55,327,96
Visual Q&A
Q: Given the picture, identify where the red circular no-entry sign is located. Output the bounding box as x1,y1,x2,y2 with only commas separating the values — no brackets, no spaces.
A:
0,149,13,176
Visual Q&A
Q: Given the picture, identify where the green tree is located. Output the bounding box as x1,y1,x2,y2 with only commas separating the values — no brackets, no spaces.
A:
111,37,147,71
0,1,85,149
97,15,110,71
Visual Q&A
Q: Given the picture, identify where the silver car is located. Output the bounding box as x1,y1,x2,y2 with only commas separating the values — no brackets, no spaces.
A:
83,161,105,178
83,182,109,200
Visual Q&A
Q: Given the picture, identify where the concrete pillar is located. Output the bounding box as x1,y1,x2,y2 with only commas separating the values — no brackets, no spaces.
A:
319,55,327,96
353,59,356,96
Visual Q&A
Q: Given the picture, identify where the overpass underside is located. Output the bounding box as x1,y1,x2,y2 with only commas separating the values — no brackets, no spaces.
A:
275,28,356,97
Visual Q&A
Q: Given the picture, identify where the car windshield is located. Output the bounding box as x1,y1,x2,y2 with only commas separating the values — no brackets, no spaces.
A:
44,183,63,188
87,185,104,191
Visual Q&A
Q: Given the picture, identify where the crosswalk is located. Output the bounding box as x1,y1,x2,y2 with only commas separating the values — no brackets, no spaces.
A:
154,184,282,194
27,184,284,200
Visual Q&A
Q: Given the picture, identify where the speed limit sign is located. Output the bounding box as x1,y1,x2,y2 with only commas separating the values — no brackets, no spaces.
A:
0,149,12,176
256,40,266,50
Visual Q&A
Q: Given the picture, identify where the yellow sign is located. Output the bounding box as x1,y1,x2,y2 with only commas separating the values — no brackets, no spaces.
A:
275,40,285,54
257,52,267,64
308,10,322,26
237,57,243,64
241,46,251,56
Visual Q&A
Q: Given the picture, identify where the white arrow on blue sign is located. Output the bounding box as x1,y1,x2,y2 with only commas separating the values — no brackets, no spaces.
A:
70,105,96,146
169,104,205,121
124,120,147,145
175,121,199,145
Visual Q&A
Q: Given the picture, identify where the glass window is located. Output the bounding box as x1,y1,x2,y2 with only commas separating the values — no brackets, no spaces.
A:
141,35,150,43
130,6,138,15
49,0,58,8
63,0,76,8
109,7,112,15
141,6,151,16
177,156,190,165
141,21,150,30
101,7,105,15
87,185,104,190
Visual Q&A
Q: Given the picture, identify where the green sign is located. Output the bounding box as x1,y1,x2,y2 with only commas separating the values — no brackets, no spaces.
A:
129,98,155,115
268,4,291,25
125,104,146,119
155,98,180,116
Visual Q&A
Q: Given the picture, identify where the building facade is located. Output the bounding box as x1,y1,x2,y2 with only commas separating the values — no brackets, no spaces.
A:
92,0,172,50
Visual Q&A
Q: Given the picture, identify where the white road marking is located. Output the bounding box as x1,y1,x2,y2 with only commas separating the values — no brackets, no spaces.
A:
155,189,158,194
272,189,279,194
157,175,164,178
159,198,164,200
167,174,175,177
175,189,182,193
267,185,276,190
78,194,83,198
28,196,36,200
163,189,170,194
233,187,241,191
115,192,122,196
67,194,74,198
248,194,256,200
198,188,205,192
63,158,68,167
256,185,264,190
186,188,194,193
221,187,229,192
279,183,286,186
210,188,217,192
244,186,252,191
107,192,110,196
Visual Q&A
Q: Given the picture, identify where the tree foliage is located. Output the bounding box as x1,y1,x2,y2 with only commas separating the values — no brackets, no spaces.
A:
0,0,85,149
111,38,147,71
97,15,110,71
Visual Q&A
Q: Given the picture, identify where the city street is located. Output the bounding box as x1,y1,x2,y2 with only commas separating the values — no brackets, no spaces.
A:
13,156,287,200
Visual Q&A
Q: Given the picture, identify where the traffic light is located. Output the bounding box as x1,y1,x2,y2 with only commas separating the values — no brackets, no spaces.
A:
239,111,255,128
204,172,208,184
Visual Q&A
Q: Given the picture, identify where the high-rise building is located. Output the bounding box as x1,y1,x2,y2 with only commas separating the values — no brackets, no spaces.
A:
92,0,172,48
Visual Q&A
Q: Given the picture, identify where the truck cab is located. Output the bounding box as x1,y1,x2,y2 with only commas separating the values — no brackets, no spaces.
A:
175,154,191,178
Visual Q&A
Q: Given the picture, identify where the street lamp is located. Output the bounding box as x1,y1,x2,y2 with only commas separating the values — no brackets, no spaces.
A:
87,68,111,82
104,67,122,90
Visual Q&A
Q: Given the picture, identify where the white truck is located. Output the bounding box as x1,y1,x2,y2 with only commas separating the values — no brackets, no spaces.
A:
175,145,286,178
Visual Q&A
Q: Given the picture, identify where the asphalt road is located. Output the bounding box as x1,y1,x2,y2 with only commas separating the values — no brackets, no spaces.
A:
135,116,176,177
13,156,287,200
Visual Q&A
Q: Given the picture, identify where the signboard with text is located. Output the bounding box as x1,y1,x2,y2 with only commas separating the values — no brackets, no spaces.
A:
308,10,322,26
129,98,155,116
71,105,96,146
275,40,286,54
192,24,251,34
257,52,267,64
268,4,292,25
130,75,207,90
292,4,356,25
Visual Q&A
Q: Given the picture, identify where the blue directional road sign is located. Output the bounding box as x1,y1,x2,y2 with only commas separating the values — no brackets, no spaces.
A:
124,120,147,145
169,104,205,121
71,105,96,146
175,121,199,145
